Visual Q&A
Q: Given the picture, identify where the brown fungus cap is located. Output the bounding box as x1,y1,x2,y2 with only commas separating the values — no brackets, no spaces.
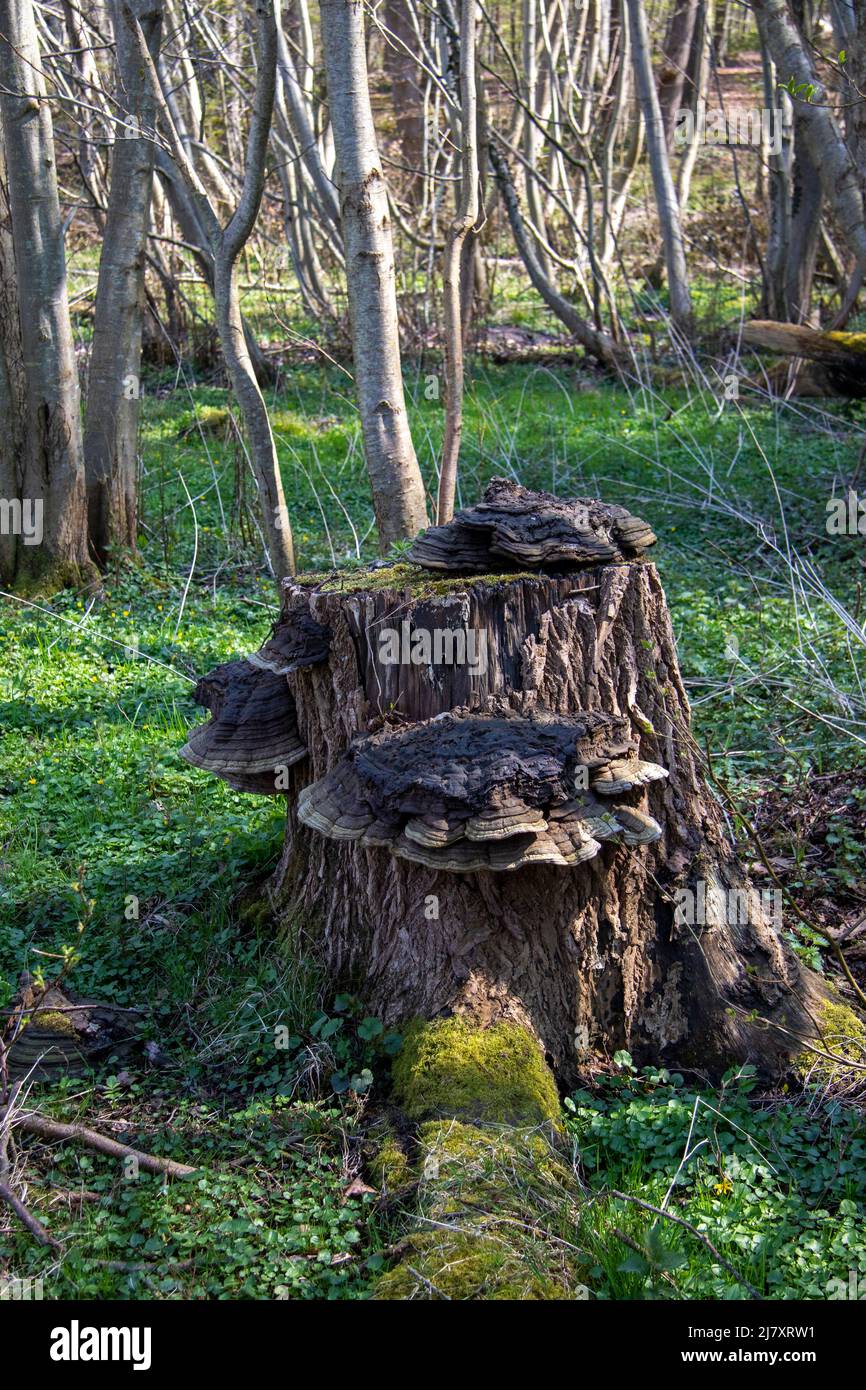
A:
409,478,656,573
247,610,331,676
296,706,667,871
180,659,306,795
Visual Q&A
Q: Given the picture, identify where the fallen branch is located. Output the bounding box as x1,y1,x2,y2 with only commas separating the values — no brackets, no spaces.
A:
611,1189,762,1299
15,1114,197,1178
0,1180,61,1248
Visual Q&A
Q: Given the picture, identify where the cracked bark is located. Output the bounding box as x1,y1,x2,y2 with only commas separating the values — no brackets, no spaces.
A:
271,562,822,1086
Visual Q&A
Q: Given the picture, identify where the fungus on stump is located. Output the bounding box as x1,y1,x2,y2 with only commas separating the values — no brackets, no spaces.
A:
182,480,824,1085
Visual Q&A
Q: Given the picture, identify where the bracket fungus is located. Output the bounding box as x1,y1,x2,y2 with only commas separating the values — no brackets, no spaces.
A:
180,659,306,795
408,477,656,572
182,480,826,1085
297,708,666,872
247,609,331,677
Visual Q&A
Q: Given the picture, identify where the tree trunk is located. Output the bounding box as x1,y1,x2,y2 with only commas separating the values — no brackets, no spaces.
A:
382,0,424,198
850,0,866,202
318,0,429,549
658,0,700,150
752,0,866,277
216,505,824,1087
625,0,693,333
84,0,163,566
0,0,92,591
437,0,479,525
742,318,866,395
785,116,822,323
0,121,27,586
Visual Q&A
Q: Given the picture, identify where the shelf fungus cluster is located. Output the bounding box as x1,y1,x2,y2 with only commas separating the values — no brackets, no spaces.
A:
408,477,656,572
180,606,332,793
180,659,307,795
297,708,668,872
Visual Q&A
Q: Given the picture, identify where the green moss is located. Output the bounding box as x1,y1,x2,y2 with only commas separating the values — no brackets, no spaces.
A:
796,996,866,1087
369,1137,411,1191
31,1010,78,1037
390,1017,561,1125
302,562,544,600
375,1230,571,1300
827,331,866,353
373,1120,584,1300
176,405,232,439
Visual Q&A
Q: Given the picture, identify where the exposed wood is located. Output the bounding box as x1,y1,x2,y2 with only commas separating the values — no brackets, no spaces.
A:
742,320,866,396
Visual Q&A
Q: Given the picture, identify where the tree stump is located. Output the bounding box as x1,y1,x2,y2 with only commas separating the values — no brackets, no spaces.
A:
182,482,824,1085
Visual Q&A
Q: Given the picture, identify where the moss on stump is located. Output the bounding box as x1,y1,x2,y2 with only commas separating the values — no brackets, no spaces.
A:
796,995,866,1088
373,1019,587,1300
390,1017,561,1126
374,1119,586,1300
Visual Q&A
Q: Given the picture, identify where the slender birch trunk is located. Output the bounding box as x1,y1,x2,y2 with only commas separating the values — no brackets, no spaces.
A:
318,0,429,549
129,0,296,583
625,0,693,333
436,0,479,525
0,0,92,591
0,124,26,585
84,0,163,566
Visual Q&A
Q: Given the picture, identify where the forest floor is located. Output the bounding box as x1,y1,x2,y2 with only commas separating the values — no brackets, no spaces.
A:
1,360,866,1299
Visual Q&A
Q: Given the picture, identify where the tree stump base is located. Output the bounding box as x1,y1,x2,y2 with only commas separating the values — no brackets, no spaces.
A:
261,559,821,1085
181,483,826,1086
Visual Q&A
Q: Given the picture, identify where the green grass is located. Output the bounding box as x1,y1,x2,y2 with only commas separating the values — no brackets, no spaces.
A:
566,1062,866,1301
1,360,865,1299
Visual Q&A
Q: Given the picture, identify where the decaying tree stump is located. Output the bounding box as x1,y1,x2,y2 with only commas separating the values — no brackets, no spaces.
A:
182,481,825,1085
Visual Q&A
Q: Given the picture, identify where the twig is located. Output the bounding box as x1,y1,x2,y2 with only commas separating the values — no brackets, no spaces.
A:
15,1114,197,1178
610,1190,762,1299
0,1180,61,1248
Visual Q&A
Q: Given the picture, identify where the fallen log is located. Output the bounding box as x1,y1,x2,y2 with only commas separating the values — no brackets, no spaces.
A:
742,320,866,397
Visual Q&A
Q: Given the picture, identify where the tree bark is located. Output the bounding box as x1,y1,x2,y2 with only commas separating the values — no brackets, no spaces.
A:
382,0,425,198
318,0,430,549
0,121,27,586
436,0,479,525
625,0,693,333
0,0,93,591
84,0,163,566
752,0,866,276
268,561,823,1086
658,0,700,150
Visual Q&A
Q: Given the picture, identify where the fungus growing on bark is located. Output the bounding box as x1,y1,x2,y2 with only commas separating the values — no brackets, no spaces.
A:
296,707,666,871
247,609,331,676
183,480,829,1085
409,477,656,572
180,659,306,794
